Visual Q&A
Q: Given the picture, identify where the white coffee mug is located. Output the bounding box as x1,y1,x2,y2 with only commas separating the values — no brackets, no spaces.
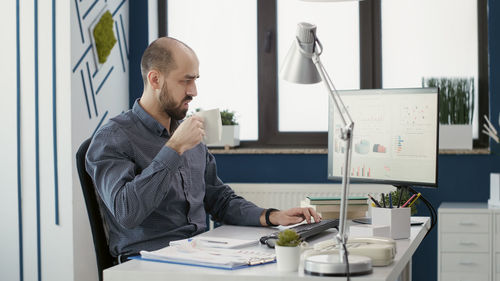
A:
195,108,222,144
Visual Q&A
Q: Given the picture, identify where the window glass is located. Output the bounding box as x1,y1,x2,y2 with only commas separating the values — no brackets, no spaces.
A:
168,0,258,140
277,0,360,132
382,0,478,138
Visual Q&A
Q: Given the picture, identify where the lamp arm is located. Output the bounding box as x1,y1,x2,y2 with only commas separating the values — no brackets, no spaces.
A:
311,51,354,264
311,52,353,130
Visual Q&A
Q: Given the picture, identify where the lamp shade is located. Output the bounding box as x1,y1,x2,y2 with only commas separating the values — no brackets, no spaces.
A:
280,23,322,84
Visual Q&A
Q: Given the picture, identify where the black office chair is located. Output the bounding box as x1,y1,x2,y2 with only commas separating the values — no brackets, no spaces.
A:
76,138,114,281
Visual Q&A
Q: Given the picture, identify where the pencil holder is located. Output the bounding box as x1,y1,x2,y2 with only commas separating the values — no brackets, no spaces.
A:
371,207,410,239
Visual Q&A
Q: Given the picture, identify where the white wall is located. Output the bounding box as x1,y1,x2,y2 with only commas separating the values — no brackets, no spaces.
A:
71,0,129,280
0,0,21,280
0,0,129,280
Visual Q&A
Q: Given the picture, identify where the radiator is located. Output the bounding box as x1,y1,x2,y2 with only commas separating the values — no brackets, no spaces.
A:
229,183,395,211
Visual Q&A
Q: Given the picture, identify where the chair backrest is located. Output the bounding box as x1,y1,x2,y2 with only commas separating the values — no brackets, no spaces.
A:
76,138,114,281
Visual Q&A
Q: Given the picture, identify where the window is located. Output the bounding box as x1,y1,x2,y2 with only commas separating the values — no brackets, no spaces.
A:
382,0,481,139
161,0,488,148
277,0,359,132
167,0,258,140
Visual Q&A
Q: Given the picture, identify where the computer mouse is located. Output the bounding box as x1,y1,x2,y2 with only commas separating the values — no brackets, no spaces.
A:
265,238,277,248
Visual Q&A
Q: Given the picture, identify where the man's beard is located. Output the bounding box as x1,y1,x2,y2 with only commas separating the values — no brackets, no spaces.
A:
158,83,192,120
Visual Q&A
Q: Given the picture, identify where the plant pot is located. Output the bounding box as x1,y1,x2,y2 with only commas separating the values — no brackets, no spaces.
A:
439,124,472,150
207,125,240,148
275,245,300,272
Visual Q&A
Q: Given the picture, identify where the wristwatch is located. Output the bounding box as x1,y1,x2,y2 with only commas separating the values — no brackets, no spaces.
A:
265,208,279,227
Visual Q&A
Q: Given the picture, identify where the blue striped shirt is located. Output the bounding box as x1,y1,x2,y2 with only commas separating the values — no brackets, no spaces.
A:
86,100,264,256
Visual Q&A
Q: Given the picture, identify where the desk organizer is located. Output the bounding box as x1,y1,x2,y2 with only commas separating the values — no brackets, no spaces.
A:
371,207,410,239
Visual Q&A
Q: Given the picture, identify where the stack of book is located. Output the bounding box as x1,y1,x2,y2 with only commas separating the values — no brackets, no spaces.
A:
300,196,369,219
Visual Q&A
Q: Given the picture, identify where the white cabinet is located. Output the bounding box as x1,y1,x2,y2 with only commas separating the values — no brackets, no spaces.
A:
495,213,500,281
438,202,494,281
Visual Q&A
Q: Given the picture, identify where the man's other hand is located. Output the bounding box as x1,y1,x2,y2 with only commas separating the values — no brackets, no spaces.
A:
166,116,205,154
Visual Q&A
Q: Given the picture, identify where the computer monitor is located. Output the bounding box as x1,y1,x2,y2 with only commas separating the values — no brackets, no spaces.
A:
328,88,438,187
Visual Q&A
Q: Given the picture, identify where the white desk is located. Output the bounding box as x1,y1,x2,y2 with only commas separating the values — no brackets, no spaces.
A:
104,217,430,281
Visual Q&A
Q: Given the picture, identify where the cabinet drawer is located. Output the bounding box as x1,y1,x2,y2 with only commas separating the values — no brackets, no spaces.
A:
496,214,500,249
441,233,490,252
441,213,489,233
441,253,489,273
441,272,489,281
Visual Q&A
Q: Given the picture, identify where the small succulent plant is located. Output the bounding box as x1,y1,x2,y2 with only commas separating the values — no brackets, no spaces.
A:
276,229,301,247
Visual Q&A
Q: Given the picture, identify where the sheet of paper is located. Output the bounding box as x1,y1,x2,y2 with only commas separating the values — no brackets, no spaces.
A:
169,236,258,249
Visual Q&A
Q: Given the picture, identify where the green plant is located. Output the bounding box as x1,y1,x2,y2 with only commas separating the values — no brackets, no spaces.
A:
93,10,117,64
422,77,474,125
380,190,418,215
220,109,238,125
276,229,301,247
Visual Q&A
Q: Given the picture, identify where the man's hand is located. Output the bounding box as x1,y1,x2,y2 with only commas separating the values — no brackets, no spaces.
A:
261,207,322,226
166,116,205,155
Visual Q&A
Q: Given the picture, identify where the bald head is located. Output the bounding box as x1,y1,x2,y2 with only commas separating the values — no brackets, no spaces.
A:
140,37,196,88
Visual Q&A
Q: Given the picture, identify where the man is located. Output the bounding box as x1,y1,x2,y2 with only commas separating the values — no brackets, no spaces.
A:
86,37,320,259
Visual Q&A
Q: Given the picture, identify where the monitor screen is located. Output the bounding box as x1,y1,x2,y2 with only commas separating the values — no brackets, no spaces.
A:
328,88,438,187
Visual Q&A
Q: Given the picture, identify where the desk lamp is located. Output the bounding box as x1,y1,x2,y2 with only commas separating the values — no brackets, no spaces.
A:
280,22,372,276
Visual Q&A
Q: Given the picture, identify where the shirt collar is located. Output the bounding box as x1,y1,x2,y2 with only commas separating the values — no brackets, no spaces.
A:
132,99,174,137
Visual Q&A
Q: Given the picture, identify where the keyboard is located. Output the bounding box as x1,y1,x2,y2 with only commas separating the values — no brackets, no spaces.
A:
260,219,339,248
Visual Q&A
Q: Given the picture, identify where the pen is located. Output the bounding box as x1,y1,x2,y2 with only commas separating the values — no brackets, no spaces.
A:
389,193,393,208
408,193,421,207
401,193,417,208
368,194,382,208
397,188,403,208
199,239,228,244
381,193,386,208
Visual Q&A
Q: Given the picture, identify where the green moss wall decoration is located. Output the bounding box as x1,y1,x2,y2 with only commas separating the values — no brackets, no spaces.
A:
93,11,116,64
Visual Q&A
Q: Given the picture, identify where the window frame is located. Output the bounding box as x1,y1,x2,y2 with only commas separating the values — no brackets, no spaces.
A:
159,0,489,149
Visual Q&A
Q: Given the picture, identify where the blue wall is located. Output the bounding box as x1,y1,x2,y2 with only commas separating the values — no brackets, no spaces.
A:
128,0,148,108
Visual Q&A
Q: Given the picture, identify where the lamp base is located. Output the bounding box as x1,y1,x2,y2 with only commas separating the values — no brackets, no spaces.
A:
304,254,372,276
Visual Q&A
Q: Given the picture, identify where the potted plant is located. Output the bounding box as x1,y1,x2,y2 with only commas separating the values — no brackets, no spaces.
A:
423,77,474,149
275,229,302,272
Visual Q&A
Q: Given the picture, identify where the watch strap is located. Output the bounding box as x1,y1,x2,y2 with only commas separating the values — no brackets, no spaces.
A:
265,208,279,227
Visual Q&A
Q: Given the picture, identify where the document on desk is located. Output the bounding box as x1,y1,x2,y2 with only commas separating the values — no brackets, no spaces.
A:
169,236,258,249
139,240,275,270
